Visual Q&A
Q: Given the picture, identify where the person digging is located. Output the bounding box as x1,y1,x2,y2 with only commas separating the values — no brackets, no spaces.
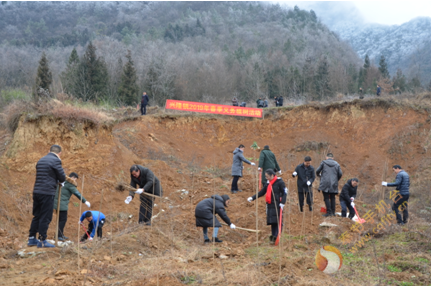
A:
125,165,163,225
79,211,105,242
54,172,90,241
247,169,287,244
195,194,235,243
339,178,359,220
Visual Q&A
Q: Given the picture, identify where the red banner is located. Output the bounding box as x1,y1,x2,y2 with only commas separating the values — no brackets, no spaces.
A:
165,100,262,118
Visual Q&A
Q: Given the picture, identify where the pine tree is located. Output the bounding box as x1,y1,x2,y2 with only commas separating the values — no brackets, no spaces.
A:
33,52,52,100
363,55,370,69
118,50,139,106
314,56,331,99
61,48,80,96
79,41,109,101
392,69,406,94
378,55,390,78
35,52,52,93
68,48,79,65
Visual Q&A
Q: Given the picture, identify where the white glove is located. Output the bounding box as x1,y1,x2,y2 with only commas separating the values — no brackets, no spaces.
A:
60,182,65,187
251,163,256,166
247,197,253,202
292,172,297,177
85,201,91,207
258,167,261,171
88,237,93,241
278,170,282,175
351,202,355,207
79,221,82,225
350,197,354,201
307,181,311,186
135,188,144,194
230,223,236,229
382,182,387,186
279,203,284,210
125,196,133,204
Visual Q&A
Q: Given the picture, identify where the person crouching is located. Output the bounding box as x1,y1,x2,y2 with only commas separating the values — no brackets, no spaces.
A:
339,178,359,219
79,211,105,242
195,194,236,243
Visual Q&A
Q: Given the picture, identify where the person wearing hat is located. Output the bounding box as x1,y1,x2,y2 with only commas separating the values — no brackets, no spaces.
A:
54,172,91,241
79,210,106,242
231,144,256,194
195,194,235,243
247,169,287,244
258,145,281,187
125,165,163,225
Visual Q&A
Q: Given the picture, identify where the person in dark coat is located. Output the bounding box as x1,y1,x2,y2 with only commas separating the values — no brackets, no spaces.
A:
79,210,106,242
316,153,342,217
28,145,66,248
141,91,149,115
256,98,264,108
258,145,281,187
231,144,256,194
247,169,287,244
292,156,315,212
359,87,364,99
125,165,163,225
54,172,90,241
195,194,235,243
376,85,381,96
278,96,283,106
339,178,358,219
274,96,279,107
382,165,410,225
232,97,239,106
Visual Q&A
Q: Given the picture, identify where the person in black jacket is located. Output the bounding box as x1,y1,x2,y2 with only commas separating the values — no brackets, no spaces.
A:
125,165,163,225
195,194,235,243
339,178,359,219
247,169,287,244
141,92,149,115
28,145,66,248
292,156,315,212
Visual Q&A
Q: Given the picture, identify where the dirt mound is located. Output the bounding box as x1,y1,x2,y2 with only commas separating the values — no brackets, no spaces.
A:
0,99,430,285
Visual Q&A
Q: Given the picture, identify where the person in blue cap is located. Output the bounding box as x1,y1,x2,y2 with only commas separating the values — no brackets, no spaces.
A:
79,210,105,242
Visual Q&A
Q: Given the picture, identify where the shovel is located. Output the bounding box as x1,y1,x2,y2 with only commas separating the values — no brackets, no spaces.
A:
80,224,93,242
274,204,283,246
353,205,366,224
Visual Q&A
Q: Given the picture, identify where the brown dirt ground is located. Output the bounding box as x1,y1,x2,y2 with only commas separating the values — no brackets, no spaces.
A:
0,99,430,285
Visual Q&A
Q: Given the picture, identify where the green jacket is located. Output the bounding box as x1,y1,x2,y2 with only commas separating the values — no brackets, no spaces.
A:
54,181,86,211
258,148,280,173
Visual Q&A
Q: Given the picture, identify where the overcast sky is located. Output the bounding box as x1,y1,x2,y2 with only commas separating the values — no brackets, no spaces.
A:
280,1,431,25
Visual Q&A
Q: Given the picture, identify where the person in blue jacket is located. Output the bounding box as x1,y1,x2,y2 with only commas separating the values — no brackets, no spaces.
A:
382,165,410,225
79,211,105,242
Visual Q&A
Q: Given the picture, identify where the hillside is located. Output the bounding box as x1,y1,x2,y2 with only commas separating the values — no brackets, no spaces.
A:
0,1,362,106
0,97,431,285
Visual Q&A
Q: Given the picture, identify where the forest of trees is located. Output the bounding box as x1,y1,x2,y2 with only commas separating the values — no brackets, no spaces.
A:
0,1,428,107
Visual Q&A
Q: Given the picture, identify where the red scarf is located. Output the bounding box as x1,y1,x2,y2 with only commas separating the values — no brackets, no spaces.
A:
265,176,278,204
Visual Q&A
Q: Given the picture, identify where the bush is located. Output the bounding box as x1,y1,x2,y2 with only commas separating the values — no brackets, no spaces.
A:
0,89,31,105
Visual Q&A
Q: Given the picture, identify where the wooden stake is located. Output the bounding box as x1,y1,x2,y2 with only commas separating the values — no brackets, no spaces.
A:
55,183,62,246
221,223,261,233
78,175,85,270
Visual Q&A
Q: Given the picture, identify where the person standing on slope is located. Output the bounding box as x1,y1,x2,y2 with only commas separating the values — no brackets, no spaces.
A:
28,145,66,248
247,169,287,244
54,172,90,241
258,145,281,187
195,194,235,243
382,165,410,225
231,144,256,194
125,165,163,225
316,153,342,217
141,91,149,115
292,156,315,212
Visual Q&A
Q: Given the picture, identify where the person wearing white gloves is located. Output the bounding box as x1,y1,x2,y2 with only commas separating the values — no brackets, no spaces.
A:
258,145,282,187
292,156,316,212
125,165,163,226
53,172,89,241
195,194,235,243
339,178,359,219
231,144,256,194
247,169,287,244
382,165,410,225
79,210,105,242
